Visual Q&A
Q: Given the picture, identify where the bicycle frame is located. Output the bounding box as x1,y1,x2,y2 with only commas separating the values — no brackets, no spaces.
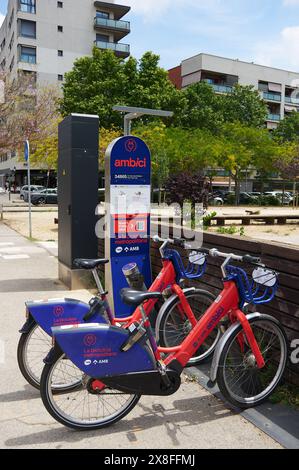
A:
155,279,265,370
110,258,196,326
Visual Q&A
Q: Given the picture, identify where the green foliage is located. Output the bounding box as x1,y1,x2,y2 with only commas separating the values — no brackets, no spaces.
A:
222,84,268,128
176,82,267,132
274,111,299,143
60,49,182,129
202,211,217,227
217,226,238,235
270,383,299,410
258,195,281,206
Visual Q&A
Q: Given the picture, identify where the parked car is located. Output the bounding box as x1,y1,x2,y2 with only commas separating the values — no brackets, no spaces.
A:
0,187,5,195
209,194,224,206
31,188,58,206
20,185,45,201
223,192,259,205
264,191,293,206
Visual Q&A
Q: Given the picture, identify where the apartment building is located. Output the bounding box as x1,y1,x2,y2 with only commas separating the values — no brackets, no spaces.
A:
169,53,299,130
0,0,131,187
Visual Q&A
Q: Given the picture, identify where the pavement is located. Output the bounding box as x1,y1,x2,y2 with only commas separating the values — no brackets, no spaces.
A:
0,222,283,449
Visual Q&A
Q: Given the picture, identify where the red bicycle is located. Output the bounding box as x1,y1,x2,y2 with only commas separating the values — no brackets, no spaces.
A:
40,243,288,430
18,236,218,389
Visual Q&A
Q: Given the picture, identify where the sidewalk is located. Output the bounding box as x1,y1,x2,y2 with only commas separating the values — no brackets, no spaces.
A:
0,223,283,449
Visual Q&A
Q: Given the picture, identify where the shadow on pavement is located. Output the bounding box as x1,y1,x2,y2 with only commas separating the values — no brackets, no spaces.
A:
0,278,65,293
0,386,40,403
4,395,231,448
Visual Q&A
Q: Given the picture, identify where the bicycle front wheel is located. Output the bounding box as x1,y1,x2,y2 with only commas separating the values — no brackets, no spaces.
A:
40,353,140,431
157,289,220,366
216,314,288,408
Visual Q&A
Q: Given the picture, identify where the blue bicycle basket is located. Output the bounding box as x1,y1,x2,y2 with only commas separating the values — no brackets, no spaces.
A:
164,248,207,281
226,265,278,305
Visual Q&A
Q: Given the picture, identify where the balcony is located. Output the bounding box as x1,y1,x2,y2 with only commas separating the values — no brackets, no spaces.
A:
285,96,299,106
211,84,233,94
267,113,281,122
94,2,130,20
94,40,130,58
94,17,130,41
262,92,281,102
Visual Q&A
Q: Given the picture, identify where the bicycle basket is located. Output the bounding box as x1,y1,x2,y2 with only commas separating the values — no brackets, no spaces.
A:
164,248,207,280
226,265,278,305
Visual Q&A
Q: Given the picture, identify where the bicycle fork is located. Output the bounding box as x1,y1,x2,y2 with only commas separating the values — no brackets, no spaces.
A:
233,309,265,369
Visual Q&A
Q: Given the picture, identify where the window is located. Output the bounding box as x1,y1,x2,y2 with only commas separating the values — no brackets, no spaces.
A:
96,11,109,19
20,20,36,38
0,39,5,51
58,50,63,57
20,46,36,64
57,1,63,7
57,25,63,32
96,34,109,42
19,0,36,14
0,59,6,70
58,74,63,81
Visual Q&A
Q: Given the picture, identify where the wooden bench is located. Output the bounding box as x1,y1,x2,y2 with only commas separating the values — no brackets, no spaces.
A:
206,215,299,227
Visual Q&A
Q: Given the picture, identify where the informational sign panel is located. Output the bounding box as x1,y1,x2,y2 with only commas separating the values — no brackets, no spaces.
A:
105,136,152,317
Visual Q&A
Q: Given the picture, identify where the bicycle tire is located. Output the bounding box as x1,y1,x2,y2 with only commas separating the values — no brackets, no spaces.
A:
40,353,141,431
216,314,288,408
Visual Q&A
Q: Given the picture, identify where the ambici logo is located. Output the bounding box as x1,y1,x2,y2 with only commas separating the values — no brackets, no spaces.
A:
125,139,137,153
115,157,146,168
83,334,97,347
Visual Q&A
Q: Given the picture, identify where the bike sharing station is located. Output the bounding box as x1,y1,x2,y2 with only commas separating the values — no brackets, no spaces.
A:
16,110,292,436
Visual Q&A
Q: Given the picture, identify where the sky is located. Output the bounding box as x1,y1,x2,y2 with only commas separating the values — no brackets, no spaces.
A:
1,0,299,71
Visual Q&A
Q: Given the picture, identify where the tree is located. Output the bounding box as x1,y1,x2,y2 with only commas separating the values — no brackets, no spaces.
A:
222,85,268,128
176,81,223,132
177,82,268,132
219,123,281,204
274,111,299,143
60,48,183,129
0,71,60,155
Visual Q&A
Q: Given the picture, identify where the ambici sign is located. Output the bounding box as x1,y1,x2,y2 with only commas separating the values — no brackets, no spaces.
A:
105,136,152,316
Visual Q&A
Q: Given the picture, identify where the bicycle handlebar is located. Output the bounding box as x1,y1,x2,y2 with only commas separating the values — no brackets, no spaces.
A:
152,236,261,266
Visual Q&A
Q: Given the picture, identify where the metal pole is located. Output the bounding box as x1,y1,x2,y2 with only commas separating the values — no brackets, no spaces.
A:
27,143,32,238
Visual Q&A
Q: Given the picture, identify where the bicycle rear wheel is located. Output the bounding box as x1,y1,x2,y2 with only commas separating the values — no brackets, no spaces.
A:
40,353,140,430
17,322,52,389
216,315,288,408
157,289,220,365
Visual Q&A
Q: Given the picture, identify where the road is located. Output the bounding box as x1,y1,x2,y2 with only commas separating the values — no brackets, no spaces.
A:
0,223,282,449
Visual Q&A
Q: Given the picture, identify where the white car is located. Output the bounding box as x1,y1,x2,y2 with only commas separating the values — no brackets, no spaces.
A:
0,187,6,195
20,185,45,201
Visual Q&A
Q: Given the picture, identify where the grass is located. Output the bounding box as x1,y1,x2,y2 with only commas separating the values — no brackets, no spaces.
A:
270,383,299,410
217,226,246,236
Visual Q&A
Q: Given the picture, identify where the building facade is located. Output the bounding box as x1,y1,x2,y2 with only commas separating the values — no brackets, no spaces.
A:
169,53,299,130
0,0,131,187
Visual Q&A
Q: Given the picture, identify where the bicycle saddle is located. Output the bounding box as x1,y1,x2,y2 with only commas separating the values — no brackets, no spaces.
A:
73,258,109,270
120,288,162,307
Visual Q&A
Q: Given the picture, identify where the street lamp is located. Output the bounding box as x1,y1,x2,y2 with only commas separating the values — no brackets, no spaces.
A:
113,106,174,135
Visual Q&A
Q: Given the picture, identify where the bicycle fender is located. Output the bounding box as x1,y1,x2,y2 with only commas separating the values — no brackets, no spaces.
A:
19,314,36,334
43,342,64,365
26,298,107,337
209,312,280,383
